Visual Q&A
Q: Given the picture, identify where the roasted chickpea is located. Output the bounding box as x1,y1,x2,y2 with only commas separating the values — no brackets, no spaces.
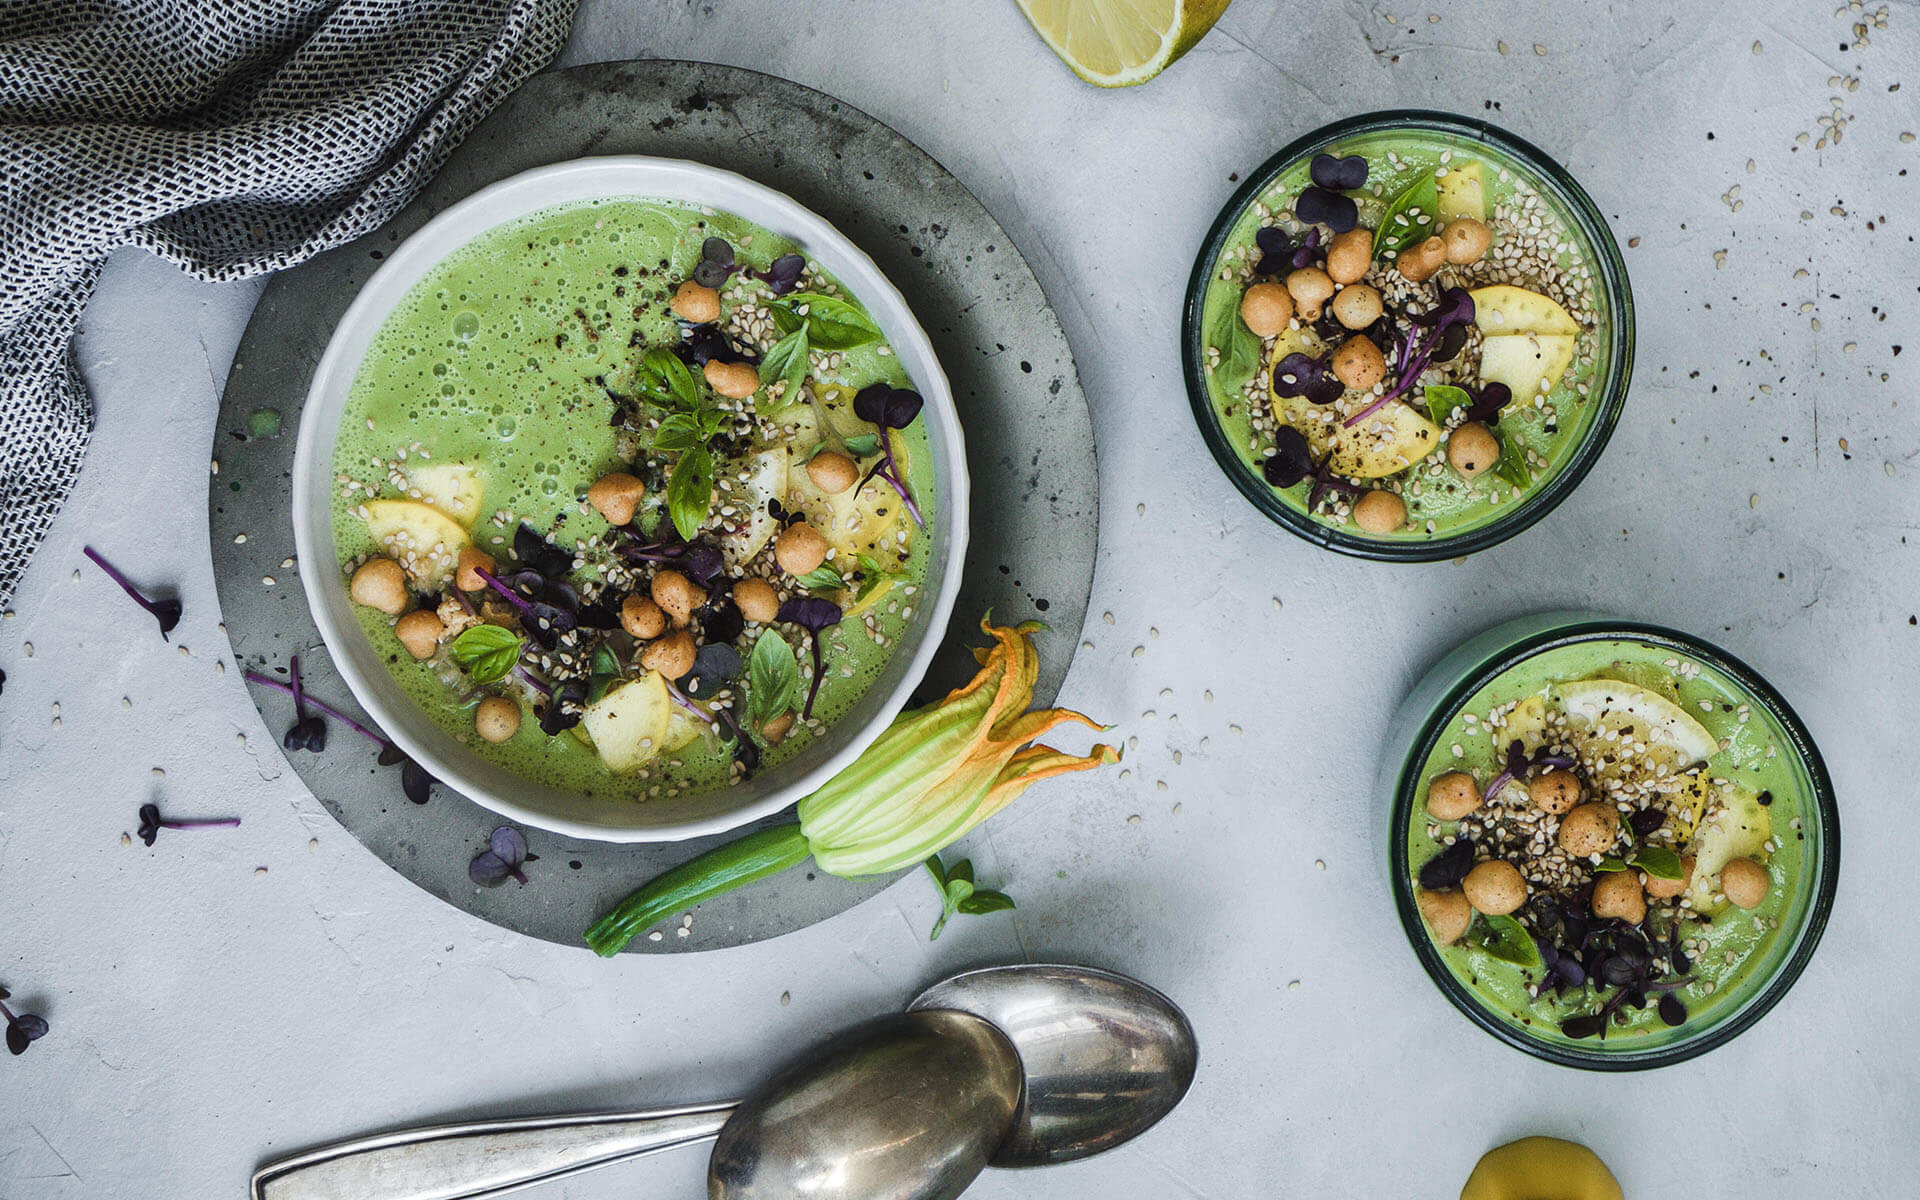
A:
394,609,444,660
455,546,495,593
1720,857,1770,909
775,522,829,575
761,711,796,745
1416,888,1473,944
1442,218,1493,265
1557,803,1620,858
1324,228,1373,285
1463,861,1528,916
349,557,409,616
1426,771,1482,821
475,696,521,744
670,280,722,323
587,471,646,526
1330,283,1384,331
1447,421,1500,478
1352,488,1406,534
650,570,705,628
640,629,698,680
703,359,760,400
807,450,860,494
1592,870,1647,923
1238,282,1295,338
1529,768,1582,815
1644,853,1695,900
621,593,667,639
1395,235,1447,283
733,578,780,624
1285,267,1336,320
1330,333,1386,390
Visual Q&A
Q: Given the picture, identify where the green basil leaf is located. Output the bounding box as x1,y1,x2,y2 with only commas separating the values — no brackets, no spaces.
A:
778,292,883,351
947,858,974,887
944,878,974,908
1374,173,1441,258
759,327,810,398
667,446,715,541
957,890,1015,916
746,628,799,725
641,346,701,409
1629,845,1685,881
1424,383,1472,428
1206,290,1261,389
1593,856,1630,873
1472,913,1542,968
923,854,948,890
651,412,706,454
794,564,845,593
1490,432,1531,490
842,433,882,459
450,624,524,684
769,304,801,337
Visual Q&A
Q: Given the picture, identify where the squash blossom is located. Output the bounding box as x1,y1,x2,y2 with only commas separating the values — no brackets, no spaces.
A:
584,619,1118,955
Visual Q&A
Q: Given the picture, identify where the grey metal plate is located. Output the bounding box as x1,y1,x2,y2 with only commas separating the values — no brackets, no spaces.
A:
208,60,1098,953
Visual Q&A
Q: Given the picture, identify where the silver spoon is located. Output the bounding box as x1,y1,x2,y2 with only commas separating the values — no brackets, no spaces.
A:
909,963,1198,1167
251,1009,1018,1200
251,964,1195,1200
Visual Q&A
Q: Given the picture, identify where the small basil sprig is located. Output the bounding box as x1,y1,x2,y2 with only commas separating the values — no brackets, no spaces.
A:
451,624,525,684
1425,382,1473,427
854,553,901,602
773,292,883,351
639,346,701,410
1207,291,1262,388
793,563,845,593
1595,845,1685,881
924,854,1015,941
1471,913,1542,969
1374,172,1441,258
667,447,717,541
1490,433,1531,490
841,432,881,459
746,629,799,727
759,327,810,400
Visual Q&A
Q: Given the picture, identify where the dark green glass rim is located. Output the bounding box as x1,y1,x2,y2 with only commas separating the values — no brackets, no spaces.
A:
1387,619,1840,1071
1180,109,1636,562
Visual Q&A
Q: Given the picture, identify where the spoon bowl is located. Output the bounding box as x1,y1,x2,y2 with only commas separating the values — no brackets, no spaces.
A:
708,1009,1022,1200
910,964,1198,1167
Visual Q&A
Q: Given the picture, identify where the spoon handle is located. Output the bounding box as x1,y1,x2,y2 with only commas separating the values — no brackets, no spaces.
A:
250,1102,737,1200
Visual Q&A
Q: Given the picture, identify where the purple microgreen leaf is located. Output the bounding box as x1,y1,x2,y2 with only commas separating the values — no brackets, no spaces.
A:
513,525,572,577
1262,427,1315,488
751,254,806,295
1292,186,1358,233
401,758,436,805
1309,152,1369,191
489,825,528,865
680,642,742,699
1417,837,1475,890
1,989,49,1057
537,680,586,737
1463,381,1511,424
777,597,842,720
83,546,181,639
135,802,240,846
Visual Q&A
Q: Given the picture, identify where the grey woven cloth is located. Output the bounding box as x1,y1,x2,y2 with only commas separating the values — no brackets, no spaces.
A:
0,0,578,606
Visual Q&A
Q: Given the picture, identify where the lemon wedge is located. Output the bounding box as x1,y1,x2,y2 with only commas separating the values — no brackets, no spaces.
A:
1016,0,1230,87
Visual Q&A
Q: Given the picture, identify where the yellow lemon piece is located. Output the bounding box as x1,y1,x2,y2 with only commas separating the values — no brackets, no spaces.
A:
1016,0,1230,88
1460,1137,1623,1200
362,499,470,587
403,461,485,526
580,672,672,773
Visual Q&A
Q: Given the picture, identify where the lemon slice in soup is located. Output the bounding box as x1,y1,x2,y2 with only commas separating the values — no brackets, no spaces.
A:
363,499,470,586
1555,679,1720,764
580,671,672,772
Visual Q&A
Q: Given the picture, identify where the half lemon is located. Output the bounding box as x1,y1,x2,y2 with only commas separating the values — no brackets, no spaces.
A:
1016,0,1230,87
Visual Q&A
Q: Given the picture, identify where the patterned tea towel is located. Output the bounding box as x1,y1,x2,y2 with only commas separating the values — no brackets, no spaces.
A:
0,0,579,605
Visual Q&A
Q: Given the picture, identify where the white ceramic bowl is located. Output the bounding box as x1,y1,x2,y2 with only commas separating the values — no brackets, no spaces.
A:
293,156,970,843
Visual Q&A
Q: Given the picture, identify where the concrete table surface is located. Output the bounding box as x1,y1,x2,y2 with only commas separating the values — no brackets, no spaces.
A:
2,2,1914,1197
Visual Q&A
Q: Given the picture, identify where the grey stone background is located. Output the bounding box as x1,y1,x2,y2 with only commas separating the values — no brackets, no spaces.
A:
1,2,1914,1197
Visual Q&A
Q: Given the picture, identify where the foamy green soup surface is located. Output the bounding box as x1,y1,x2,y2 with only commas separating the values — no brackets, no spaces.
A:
331,198,936,804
